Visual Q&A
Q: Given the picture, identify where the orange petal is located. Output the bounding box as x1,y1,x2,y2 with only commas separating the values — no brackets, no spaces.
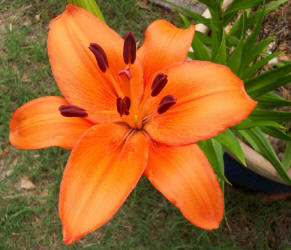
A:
137,20,194,83
59,123,149,244
9,96,92,149
145,143,223,229
144,61,257,145
48,5,125,123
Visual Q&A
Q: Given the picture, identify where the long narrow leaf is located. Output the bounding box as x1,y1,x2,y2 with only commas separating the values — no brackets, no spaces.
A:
233,118,283,130
162,0,211,27
240,37,275,72
250,75,291,98
191,32,211,61
238,9,265,75
246,0,289,31
256,92,291,108
241,51,284,80
238,127,291,183
250,109,291,123
210,20,220,60
282,143,291,170
224,0,265,15
198,139,228,182
228,11,247,39
245,63,291,97
67,0,105,22
195,31,212,45
215,129,246,166
213,30,226,64
227,14,245,74
223,0,268,26
179,13,191,28
261,127,291,141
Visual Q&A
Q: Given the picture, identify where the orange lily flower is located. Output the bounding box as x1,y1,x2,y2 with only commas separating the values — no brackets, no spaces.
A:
9,5,256,244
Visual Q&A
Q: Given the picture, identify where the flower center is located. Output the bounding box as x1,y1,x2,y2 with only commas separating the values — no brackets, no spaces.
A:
59,32,177,129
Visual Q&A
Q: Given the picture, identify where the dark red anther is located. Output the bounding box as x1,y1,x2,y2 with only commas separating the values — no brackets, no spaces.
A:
151,73,168,97
157,95,177,114
123,96,131,115
89,43,109,72
116,96,131,116
116,97,124,116
59,104,88,117
123,32,136,64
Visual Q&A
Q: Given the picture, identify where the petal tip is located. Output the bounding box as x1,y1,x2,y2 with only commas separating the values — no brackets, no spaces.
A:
62,230,75,245
62,226,83,245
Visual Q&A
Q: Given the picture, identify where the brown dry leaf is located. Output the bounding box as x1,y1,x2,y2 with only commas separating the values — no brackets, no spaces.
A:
136,0,151,10
20,176,36,190
41,190,48,197
21,73,30,82
278,54,291,61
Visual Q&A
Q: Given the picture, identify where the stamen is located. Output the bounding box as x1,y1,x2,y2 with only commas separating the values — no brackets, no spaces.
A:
123,32,136,64
116,97,124,116
59,104,88,117
118,65,132,80
123,96,131,115
151,73,168,97
89,43,109,72
116,96,131,116
157,95,177,114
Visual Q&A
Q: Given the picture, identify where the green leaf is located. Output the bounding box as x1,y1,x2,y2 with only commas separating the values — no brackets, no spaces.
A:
227,38,243,74
225,0,265,15
210,20,220,60
245,63,291,97
241,51,284,80
179,13,191,28
162,0,211,27
213,30,226,65
227,15,245,74
198,139,229,183
223,0,268,26
228,11,247,40
198,0,216,9
246,0,289,31
191,32,211,61
67,0,105,22
282,143,291,170
240,36,275,73
256,92,291,108
261,127,291,141
250,74,291,98
250,109,291,123
238,127,291,183
233,118,283,130
195,31,212,45
215,129,246,166
238,9,265,75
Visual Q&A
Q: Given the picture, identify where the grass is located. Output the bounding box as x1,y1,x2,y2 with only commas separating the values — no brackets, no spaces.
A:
0,0,290,249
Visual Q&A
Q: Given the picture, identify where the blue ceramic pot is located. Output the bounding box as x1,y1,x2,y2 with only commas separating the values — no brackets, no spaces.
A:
224,154,291,193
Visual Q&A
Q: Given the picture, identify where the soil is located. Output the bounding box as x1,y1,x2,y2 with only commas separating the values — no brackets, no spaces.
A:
259,1,291,156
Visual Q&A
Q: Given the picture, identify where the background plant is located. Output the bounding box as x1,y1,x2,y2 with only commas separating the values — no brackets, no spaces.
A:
164,0,291,185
